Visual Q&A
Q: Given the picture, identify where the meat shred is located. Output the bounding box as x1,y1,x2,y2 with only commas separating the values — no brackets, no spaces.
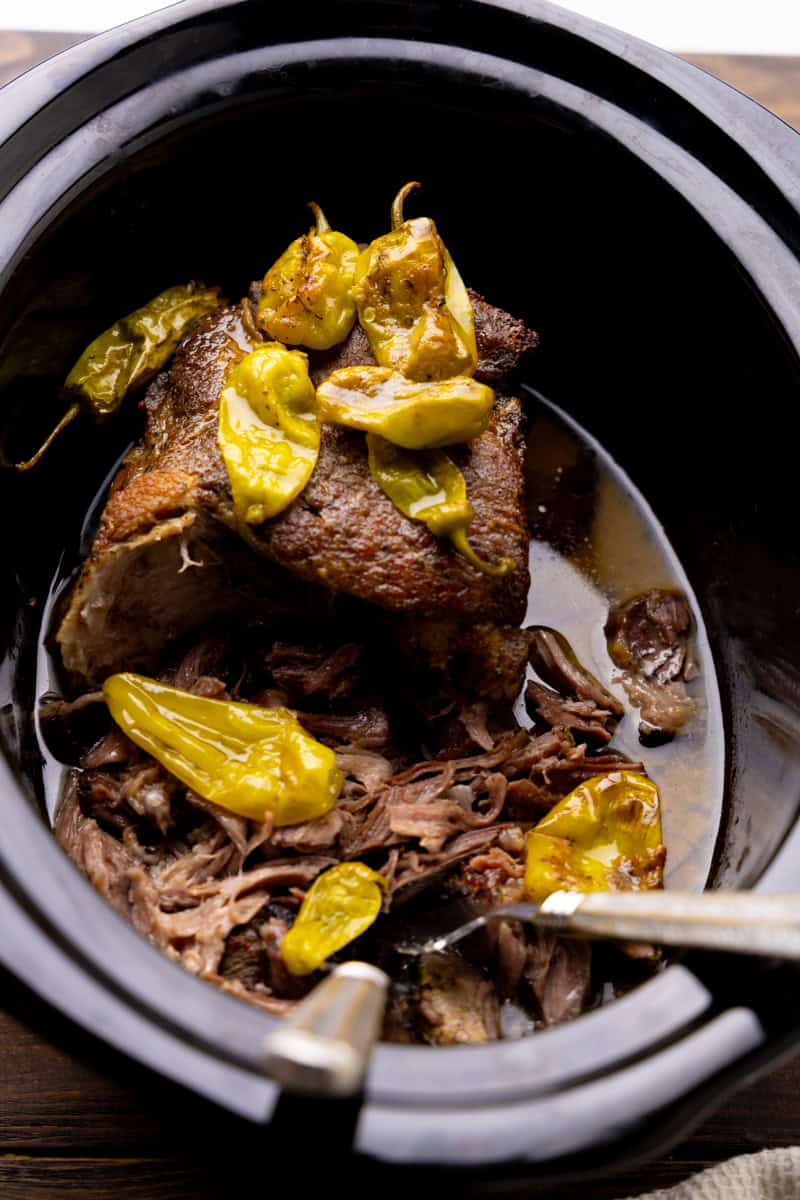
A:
54,623,658,1041
605,590,697,743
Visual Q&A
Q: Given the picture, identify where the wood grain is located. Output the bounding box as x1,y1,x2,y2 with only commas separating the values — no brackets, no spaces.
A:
0,1158,209,1200
0,30,799,1200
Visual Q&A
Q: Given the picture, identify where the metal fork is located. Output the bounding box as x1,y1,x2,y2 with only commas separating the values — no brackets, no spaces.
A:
264,890,800,1097
404,889,800,959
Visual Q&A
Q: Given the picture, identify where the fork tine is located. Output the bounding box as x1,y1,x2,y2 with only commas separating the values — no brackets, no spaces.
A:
425,914,490,953
405,903,542,956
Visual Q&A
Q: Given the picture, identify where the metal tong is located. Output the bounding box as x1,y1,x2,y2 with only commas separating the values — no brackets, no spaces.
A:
264,889,800,1096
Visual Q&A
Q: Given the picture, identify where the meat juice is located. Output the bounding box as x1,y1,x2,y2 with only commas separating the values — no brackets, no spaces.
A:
521,388,725,890
37,397,725,892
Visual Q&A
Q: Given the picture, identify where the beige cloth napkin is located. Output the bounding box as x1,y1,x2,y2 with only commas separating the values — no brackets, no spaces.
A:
619,1148,800,1199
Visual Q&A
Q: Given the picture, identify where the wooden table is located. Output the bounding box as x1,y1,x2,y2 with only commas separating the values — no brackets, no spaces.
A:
1,31,799,1199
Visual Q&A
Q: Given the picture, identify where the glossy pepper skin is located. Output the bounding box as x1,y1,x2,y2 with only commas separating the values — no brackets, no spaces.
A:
103,673,343,825
281,862,388,976
218,342,320,524
353,181,477,381
316,365,494,449
15,282,222,470
525,771,665,902
366,434,514,576
256,203,359,350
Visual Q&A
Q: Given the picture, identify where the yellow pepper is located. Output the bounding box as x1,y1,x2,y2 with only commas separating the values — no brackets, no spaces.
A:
218,342,320,524
316,365,494,449
525,771,665,903
367,434,514,576
353,181,477,381
15,282,223,470
256,203,359,350
281,862,387,976
103,673,343,825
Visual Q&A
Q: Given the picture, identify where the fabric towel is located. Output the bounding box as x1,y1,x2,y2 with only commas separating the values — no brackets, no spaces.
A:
620,1148,800,1199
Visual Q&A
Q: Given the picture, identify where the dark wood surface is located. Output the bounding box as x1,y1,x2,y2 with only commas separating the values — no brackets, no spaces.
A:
1,30,799,1199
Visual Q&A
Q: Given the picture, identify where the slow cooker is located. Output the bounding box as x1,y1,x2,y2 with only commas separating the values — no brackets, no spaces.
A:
1,0,799,1188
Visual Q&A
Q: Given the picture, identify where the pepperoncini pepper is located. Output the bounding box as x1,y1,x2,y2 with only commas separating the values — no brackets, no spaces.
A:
366,434,514,576
281,862,387,976
524,771,665,903
14,282,223,470
353,181,477,381
317,365,494,449
103,673,343,825
256,203,359,350
218,342,321,524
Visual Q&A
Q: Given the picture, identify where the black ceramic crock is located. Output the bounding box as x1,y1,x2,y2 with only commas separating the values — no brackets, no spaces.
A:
1,0,800,1188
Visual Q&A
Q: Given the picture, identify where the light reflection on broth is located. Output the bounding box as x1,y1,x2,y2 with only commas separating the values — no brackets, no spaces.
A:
520,390,725,891
38,395,725,892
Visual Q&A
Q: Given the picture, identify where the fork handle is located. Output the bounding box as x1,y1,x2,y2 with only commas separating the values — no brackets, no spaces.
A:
498,891,800,959
264,962,388,1096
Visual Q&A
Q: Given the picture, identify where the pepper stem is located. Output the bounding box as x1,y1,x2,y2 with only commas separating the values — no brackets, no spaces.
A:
308,201,330,234
451,527,515,577
391,181,421,230
13,402,81,471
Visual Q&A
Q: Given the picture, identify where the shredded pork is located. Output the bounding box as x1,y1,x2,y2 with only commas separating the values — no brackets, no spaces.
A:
54,625,657,1041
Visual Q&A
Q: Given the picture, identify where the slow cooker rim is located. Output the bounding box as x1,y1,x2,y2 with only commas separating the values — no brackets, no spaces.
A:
1,0,798,230
1,26,799,360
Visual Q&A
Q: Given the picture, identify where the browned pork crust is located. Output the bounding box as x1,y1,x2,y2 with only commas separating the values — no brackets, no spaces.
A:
58,296,536,684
